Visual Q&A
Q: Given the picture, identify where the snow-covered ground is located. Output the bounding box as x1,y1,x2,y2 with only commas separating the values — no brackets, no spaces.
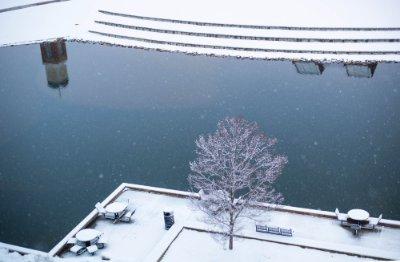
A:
94,0,400,28
0,0,61,10
57,186,400,261
0,0,95,46
0,0,400,61
0,248,101,262
161,229,374,262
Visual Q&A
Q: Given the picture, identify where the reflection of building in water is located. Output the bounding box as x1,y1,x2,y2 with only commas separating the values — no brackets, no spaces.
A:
345,63,377,78
293,61,325,75
40,39,69,90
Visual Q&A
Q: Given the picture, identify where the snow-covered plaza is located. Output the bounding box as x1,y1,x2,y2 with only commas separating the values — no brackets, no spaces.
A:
161,229,372,262
1,0,400,61
45,183,400,261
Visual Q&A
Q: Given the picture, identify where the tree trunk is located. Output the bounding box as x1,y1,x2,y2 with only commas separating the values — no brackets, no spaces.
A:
229,211,234,250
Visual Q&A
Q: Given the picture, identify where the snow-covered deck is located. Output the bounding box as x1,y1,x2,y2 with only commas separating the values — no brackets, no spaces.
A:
161,228,372,262
0,0,400,62
55,183,400,261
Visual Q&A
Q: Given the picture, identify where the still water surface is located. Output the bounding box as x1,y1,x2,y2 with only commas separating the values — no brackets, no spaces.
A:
0,42,399,251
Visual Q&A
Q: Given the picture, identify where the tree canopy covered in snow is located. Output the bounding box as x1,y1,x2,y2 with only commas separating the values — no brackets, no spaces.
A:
189,117,287,249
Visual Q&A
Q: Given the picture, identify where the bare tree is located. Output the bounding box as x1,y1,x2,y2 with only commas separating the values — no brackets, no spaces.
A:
189,117,287,250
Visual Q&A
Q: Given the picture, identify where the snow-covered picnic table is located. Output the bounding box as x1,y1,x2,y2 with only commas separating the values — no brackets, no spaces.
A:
75,229,101,244
67,228,107,256
348,209,369,222
105,202,127,214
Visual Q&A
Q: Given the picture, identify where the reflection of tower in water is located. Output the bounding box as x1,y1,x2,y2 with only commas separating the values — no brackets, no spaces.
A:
40,39,69,94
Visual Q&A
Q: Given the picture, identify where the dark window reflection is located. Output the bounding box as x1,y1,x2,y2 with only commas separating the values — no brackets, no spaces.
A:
345,63,377,78
293,61,325,75
293,61,379,78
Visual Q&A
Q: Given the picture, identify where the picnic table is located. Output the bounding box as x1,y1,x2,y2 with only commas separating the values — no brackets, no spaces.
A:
348,209,369,222
335,208,382,236
96,201,134,223
106,202,128,214
69,229,106,255
76,229,101,245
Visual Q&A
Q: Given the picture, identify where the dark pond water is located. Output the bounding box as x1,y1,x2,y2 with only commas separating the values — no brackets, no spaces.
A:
0,42,399,251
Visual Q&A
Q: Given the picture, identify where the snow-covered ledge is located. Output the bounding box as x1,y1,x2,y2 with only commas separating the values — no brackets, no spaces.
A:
122,183,400,229
0,242,47,256
197,186,400,227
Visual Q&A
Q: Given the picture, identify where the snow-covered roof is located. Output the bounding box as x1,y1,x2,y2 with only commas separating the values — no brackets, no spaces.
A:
54,183,400,261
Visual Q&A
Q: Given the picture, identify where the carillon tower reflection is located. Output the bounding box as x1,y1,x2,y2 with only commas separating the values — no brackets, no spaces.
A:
40,39,69,94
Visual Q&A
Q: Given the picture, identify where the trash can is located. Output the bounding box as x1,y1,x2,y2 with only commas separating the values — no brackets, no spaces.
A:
163,211,175,230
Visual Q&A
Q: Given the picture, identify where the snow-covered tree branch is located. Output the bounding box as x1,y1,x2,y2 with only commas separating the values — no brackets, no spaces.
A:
188,117,287,250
